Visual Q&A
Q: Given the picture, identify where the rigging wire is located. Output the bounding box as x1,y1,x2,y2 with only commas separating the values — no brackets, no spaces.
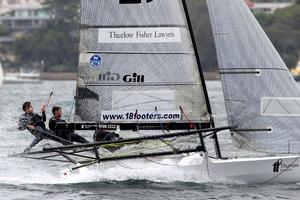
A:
154,107,166,134
42,28,78,114
97,139,180,159
179,106,220,160
67,94,76,121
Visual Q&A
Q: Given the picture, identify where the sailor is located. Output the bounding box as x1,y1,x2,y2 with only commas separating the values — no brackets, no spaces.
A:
49,106,89,144
93,129,122,152
18,102,68,154
93,129,121,142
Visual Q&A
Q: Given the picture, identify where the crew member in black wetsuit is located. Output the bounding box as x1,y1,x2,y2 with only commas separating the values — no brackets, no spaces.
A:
93,129,121,142
18,102,68,154
93,129,123,152
49,106,89,143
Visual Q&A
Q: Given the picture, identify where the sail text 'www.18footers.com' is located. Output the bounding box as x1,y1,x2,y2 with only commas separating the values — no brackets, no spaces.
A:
101,110,181,122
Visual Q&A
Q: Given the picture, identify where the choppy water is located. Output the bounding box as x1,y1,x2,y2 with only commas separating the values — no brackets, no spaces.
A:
0,81,300,200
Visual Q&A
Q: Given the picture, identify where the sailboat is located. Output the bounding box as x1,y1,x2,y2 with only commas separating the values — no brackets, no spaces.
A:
0,62,3,88
13,0,300,184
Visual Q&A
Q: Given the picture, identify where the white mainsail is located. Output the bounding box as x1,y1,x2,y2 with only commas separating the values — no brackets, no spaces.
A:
207,0,300,153
76,0,210,126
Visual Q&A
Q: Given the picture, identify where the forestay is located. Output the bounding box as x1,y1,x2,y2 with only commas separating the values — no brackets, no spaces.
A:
207,0,300,153
76,0,209,126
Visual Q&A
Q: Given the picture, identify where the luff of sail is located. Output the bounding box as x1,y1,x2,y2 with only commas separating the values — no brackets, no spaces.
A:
207,0,300,153
76,0,210,126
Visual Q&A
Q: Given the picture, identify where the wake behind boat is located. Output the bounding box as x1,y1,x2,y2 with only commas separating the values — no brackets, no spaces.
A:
11,0,300,185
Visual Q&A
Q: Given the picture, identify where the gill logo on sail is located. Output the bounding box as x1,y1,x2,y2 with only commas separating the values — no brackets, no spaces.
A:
99,72,144,83
119,0,153,4
123,73,144,83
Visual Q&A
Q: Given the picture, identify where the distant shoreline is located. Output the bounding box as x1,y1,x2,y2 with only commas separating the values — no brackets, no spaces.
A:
40,72,220,81
40,72,77,80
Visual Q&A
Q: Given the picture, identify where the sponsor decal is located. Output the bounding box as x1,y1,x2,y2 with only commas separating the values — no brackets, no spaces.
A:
99,72,144,83
81,124,117,130
123,73,144,83
99,72,121,81
272,159,299,173
101,110,181,122
89,55,102,69
98,27,181,43
273,159,282,172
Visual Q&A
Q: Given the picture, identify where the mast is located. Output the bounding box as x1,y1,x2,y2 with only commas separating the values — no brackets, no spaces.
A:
181,0,222,158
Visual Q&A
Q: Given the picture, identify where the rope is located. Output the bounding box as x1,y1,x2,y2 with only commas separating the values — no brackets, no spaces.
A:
179,106,196,128
179,106,220,160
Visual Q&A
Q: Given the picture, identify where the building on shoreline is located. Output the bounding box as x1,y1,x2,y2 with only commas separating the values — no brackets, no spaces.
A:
245,0,294,14
0,0,51,65
0,0,50,30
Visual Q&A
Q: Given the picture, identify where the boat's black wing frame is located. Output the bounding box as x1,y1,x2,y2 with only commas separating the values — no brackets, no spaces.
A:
55,121,210,131
14,126,233,171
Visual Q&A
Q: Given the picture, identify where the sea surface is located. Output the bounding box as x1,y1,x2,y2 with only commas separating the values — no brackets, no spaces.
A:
0,81,300,200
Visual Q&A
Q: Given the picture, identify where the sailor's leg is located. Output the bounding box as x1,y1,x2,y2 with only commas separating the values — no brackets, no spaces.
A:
35,127,71,145
71,133,89,143
46,130,72,145
61,132,72,142
23,132,44,153
103,132,119,141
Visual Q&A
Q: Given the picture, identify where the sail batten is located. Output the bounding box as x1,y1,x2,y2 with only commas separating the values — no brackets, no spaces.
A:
207,0,300,153
85,52,194,55
84,83,201,86
81,25,188,28
76,0,210,125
